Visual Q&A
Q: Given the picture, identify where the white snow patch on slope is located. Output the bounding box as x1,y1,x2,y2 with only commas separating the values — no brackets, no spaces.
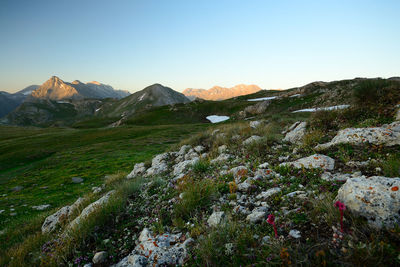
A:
290,94,301,98
292,105,350,113
206,115,230,123
95,108,101,112
138,93,146,101
247,96,277,102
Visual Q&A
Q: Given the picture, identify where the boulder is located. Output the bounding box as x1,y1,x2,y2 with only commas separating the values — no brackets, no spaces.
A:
207,211,226,227
336,176,400,228
72,177,83,183
173,158,199,177
283,121,307,144
146,153,170,176
93,251,108,264
114,228,190,267
69,191,114,229
127,163,147,179
244,101,270,115
218,145,227,154
316,121,400,150
41,197,84,233
280,154,335,171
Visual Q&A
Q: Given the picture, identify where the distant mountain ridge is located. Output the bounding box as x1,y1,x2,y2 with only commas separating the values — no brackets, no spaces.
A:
183,84,262,100
29,76,130,101
0,85,39,118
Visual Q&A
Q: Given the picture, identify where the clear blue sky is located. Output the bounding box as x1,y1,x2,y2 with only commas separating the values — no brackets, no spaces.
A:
0,0,399,93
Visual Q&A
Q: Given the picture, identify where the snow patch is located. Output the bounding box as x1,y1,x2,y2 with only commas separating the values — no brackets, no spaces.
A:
206,115,230,123
292,105,350,113
138,93,146,101
247,96,277,102
95,108,101,112
290,94,301,98
23,90,33,95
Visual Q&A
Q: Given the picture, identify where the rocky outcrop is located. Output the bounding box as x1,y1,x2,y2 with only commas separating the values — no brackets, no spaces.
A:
127,163,147,179
280,154,335,171
283,121,307,144
336,176,400,228
114,228,191,267
146,153,170,176
316,121,400,150
243,135,262,146
69,191,115,229
42,197,84,233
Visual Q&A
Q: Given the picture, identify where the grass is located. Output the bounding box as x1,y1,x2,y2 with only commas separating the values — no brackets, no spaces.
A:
0,123,209,253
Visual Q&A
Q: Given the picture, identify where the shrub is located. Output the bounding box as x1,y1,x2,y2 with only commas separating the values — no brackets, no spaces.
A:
174,178,218,221
192,159,211,174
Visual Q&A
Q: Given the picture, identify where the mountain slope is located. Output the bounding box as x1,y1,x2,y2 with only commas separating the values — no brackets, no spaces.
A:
183,84,262,100
99,83,190,118
30,76,130,101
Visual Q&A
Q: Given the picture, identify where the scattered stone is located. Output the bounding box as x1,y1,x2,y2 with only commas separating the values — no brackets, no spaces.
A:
114,228,190,267
92,186,102,194
246,211,266,223
283,121,307,144
0,210,4,214
256,188,281,200
280,154,335,171
218,145,228,153
316,121,400,150
289,229,301,239
207,211,226,227
93,251,108,264
229,166,248,182
194,145,205,153
11,186,23,192
127,163,147,179
146,153,170,176
243,135,262,146
32,204,51,211
321,172,351,182
173,158,199,177
261,235,271,244
72,177,84,183
250,120,262,129
258,162,269,169
211,153,232,164
336,176,400,228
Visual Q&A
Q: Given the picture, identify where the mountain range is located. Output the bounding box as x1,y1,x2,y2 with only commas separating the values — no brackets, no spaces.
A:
30,76,130,100
0,85,39,117
182,84,262,100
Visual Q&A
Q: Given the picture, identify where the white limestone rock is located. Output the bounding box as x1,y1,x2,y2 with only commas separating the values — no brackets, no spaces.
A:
283,121,307,144
280,154,335,171
336,176,400,228
127,163,147,179
256,188,281,200
243,135,262,146
207,211,226,227
316,121,400,150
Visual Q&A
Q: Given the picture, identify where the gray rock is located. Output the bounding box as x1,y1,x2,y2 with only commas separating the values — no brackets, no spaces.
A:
336,176,400,228
283,121,307,144
246,211,266,223
229,166,248,183
207,211,226,227
114,228,190,267
250,120,262,129
41,197,84,233
93,251,108,264
172,158,199,177
256,188,281,200
316,121,400,150
321,172,351,182
11,186,23,192
72,177,83,183
210,153,232,164
218,145,227,154
127,163,147,179
146,153,170,176
289,229,301,239
194,145,205,153
280,154,335,171
243,135,262,146
69,191,115,229
32,204,51,211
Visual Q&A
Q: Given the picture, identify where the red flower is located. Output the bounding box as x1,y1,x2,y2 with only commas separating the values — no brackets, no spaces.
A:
267,214,275,225
334,201,346,211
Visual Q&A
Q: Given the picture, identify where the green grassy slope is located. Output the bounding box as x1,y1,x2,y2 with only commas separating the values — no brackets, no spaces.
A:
0,124,209,235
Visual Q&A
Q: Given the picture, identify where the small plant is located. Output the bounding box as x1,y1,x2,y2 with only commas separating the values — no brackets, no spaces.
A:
192,159,211,174
267,214,278,238
334,201,346,233
228,181,238,194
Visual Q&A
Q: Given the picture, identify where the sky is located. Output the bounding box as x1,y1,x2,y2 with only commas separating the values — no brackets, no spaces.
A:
0,0,399,93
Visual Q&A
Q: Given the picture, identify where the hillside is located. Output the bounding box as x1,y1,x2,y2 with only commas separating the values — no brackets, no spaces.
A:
183,84,262,100
0,85,39,118
1,78,400,267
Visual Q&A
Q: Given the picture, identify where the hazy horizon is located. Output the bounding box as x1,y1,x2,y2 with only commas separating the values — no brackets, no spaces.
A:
1,0,399,93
